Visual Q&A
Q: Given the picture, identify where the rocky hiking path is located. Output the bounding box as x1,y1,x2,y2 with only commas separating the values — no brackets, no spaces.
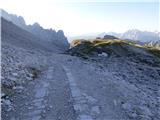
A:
56,54,129,120
5,53,126,120
63,58,128,120
63,65,95,120
3,52,159,120
6,57,76,120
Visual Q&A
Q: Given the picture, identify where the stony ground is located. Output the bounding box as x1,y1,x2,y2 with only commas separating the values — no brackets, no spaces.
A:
64,56,160,120
1,42,160,120
1,43,76,120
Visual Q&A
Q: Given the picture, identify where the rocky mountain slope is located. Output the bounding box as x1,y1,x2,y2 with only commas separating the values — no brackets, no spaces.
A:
1,9,69,50
1,17,62,52
1,16,75,119
26,23,69,50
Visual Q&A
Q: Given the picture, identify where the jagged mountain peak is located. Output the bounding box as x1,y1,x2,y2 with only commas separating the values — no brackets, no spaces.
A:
105,29,160,42
1,9,26,27
32,22,41,27
1,9,69,50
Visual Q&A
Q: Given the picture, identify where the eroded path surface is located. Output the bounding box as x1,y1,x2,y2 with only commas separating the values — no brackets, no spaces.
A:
9,58,76,120
4,52,158,120
8,53,128,120
61,56,128,120
3,42,131,120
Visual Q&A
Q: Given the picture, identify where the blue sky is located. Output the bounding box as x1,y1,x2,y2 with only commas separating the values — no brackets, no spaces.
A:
1,0,159,36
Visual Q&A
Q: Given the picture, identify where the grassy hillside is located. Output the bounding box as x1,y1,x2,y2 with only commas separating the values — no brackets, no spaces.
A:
69,38,160,57
67,39,160,67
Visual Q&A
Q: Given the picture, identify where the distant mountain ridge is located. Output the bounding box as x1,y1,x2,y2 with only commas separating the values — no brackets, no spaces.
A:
69,30,160,43
107,29,160,42
1,9,69,50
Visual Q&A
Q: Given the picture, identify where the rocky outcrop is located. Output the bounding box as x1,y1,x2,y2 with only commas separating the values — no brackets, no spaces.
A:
26,23,69,50
103,35,118,39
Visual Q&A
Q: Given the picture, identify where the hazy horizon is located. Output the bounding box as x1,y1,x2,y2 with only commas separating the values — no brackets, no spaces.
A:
0,0,159,36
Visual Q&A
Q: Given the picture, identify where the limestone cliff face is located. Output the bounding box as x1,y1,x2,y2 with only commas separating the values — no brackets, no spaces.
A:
1,17,62,52
1,9,69,51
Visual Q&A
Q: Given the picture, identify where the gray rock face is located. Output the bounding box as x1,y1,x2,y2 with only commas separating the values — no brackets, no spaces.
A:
1,9,26,29
26,24,69,50
1,17,61,52
0,9,69,51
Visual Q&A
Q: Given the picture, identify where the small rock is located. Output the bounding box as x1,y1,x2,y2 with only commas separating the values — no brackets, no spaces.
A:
4,100,11,105
1,93,6,98
7,107,12,112
113,100,117,106
122,102,131,110
8,76,17,81
79,114,93,120
131,113,138,118
12,73,18,76
13,86,24,90
28,106,33,110
49,105,53,108
98,52,108,57
91,106,100,116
